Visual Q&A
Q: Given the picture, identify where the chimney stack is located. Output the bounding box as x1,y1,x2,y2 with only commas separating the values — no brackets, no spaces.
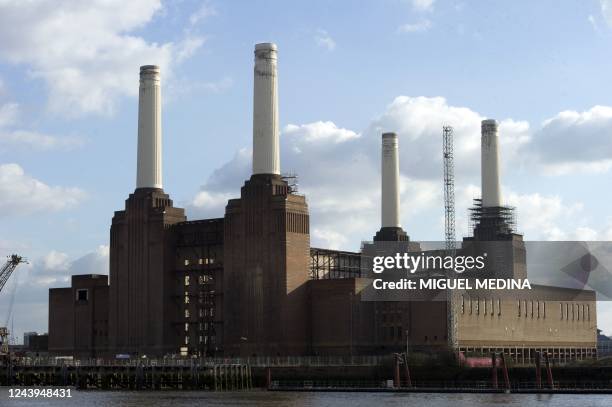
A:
481,119,501,207
136,65,162,189
252,43,280,175
381,133,400,228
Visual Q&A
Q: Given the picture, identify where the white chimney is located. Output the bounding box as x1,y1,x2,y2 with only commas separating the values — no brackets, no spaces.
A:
136,65,162,189
381,133,401,228
481,119,501,207
252,43,280,175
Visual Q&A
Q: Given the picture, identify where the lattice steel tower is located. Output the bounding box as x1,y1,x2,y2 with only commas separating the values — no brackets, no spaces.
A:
442,125,458,351
443,126,456,254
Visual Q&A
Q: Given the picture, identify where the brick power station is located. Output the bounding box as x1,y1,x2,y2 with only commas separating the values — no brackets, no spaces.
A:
48,43,597,363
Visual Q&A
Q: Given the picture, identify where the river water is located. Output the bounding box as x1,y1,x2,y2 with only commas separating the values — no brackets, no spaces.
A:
1,389,611,406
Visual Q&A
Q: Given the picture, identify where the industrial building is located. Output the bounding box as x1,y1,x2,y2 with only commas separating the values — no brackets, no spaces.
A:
48,43,597,362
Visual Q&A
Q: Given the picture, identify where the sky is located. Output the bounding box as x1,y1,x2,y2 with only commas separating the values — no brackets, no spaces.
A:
2,0,612,341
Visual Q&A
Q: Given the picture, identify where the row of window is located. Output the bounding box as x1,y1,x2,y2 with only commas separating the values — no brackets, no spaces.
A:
461,297,592,322
381,326,444,343
184,258,217,266
184,322,212,332
184,307,215,319
517,300,546,319
461,296,502,316
183,334,215,346
559,302,590,321
184,275,215,286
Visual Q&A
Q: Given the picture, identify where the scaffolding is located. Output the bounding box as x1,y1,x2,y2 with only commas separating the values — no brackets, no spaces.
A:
309,248,362,280
468,198,517,239
281,172,299,194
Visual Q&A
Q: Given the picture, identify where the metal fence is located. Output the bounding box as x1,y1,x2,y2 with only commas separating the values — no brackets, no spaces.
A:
9,355,393,368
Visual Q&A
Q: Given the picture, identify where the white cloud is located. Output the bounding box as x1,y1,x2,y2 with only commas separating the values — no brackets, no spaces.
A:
0,102,85,150
176,36,207,63
588,14,601,32
0,0,204,116
314,29,336,51
167,76,233,101
411,0,435,12
398,19,432,33
29,245,110,286
505,192,584,241
0,103,19,127
189,2,217,25
526,105,612,175
284,121,359,145
42,250,70,271
0,130,84,151
601,0,612,27
0,163,86,216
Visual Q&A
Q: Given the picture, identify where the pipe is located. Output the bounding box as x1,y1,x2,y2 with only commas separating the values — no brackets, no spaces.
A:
544,352,554,389
491,352,498,389
500,353,510,390
481,119,501,207
535,351,542,389
403,353,412,387
381,133,400,228
136,65,163,189
394,354,401,388
252,43,280,175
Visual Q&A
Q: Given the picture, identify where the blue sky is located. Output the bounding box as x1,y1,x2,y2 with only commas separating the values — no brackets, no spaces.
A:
2,0,612,340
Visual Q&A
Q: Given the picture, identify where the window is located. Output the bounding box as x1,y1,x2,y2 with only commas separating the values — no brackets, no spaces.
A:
185,309,190,318
184,323,189,332
184,259,190,266
587,305,590,321
184,275,190,286
76,289,88,302
518,300,521,317
560,303,563,320
497,299,501,316
543,301,546,319
461,295,465,314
